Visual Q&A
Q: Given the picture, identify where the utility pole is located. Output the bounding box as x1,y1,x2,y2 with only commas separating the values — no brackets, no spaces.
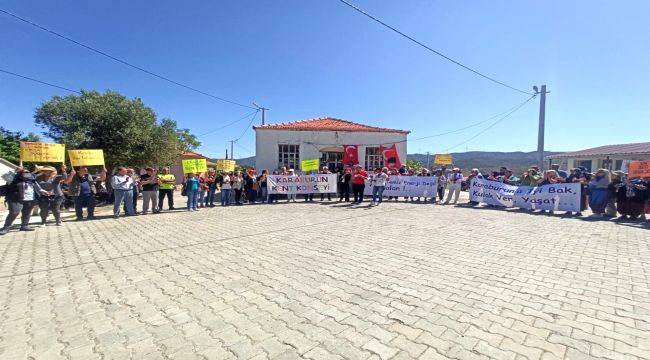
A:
426,152,430,169
225,148,228,160
230,140,235,160
534,85,549,170
253,102,269,125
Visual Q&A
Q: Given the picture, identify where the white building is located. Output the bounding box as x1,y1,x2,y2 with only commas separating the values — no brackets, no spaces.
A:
254,117,410,171
546,142,650,172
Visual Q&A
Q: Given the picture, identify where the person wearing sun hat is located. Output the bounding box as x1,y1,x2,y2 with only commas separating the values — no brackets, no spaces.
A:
444,167,464,205
35,164,68,226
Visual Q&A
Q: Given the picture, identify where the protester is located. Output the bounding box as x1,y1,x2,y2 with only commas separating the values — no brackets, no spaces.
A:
566,168,588,216
320,166,332,201
616,178,647,220
551,164,568,179
499,169,518,185
203,169,216,207
465,169,483,205
65,165,106,221
605,171,624,217
257,169,269,203
434,169,446,204
0,167,48,235
35,165,68,226
232,171,244,205
537,170,560,214
352,165,368,203
184,173,200,211
444,168,463,205
371,167,389,205
139,167,159,214
286,169,297,202
339,167,351,202
244,169,257,204
587,169,611,217
304,170,316,202
221,172,232,206
197,173,207,208
111,166,135,217
520,169,541,186
126,168,139,213
157,167,176,211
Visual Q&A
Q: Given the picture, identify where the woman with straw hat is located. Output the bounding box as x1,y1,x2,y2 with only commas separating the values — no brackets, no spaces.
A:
35,164,68,226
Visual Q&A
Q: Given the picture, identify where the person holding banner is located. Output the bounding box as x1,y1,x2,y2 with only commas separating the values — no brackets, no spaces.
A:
111,167,135,217
35,165,68,226
352,165,368,203
466,169,483,206
0,168,49,235
157,167,176,211
616,178,648,220
587,169,611,217
286,169,297,202
320,166,333,201
221,172,232,206
443,168,463,205
370,167,389,205
65,165,106,221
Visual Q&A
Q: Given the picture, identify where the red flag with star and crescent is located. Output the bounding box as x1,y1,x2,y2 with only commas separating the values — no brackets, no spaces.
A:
343,145,359,165
380,144,401,169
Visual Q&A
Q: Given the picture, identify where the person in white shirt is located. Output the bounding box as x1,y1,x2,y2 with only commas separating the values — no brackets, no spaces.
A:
111,166,135,217
371,167,390,205
444,167,464,205
220,172,232,206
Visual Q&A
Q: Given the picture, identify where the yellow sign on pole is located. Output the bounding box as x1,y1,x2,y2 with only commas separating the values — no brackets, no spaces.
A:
434,154,453,165
68,149,105,167
216,159,236,172
182,159,208,174
301,159,320,172
20,141,65,163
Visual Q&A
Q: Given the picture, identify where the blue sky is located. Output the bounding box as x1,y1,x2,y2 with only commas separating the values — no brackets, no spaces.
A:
1,0,648,158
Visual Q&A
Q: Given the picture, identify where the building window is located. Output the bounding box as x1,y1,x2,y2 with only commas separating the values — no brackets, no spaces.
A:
278,144,300,170
321,152,343,171
614,159,623,170
365,147,384,170
575,160,592,172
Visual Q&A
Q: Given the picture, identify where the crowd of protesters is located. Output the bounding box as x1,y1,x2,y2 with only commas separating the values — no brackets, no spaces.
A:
1,161,648,235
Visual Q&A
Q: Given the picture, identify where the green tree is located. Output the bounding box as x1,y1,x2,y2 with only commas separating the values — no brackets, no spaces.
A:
406,159,423,172
0,127,41,164
34,90,199,169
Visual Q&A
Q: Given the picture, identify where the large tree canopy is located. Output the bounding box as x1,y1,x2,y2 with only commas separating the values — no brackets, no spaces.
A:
34,90,200,169
0,127,41,165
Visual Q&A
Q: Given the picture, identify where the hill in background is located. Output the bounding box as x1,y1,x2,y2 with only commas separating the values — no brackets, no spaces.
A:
229,151,562,174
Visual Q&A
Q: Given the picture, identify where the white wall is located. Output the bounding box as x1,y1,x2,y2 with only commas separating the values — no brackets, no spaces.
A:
255,129,408,171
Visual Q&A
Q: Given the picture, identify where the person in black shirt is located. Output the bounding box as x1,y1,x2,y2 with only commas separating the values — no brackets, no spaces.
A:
139,167,159,214
339,167,352,202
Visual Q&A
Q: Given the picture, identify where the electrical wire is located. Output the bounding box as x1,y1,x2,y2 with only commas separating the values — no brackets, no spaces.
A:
0,8,257,110
197,110,259,137
233,111,259,142
0,68,81,94
336,0,533,95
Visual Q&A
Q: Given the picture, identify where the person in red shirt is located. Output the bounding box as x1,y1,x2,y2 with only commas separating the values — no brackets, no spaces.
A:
352,165,368,203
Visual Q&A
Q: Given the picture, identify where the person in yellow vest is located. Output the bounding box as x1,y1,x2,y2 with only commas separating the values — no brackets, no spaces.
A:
157,167,176,211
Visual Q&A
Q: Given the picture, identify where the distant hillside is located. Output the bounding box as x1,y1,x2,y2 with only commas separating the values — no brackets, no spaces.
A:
408,151,562,174
230,151,563,174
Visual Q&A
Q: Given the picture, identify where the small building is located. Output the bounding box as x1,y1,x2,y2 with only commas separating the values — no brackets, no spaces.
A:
254,117,410,172
170,151,216,184
546,142,650,172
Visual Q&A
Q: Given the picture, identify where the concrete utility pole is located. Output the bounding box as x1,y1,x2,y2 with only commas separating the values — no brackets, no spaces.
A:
230,140,235,160
253,102,269,125
535,85,549,170
225,149,228,160
426,152,430,169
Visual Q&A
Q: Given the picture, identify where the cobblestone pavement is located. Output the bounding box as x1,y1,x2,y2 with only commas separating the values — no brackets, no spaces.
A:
0,196,649,360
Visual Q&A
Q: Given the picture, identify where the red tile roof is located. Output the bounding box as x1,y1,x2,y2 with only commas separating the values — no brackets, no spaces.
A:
253,117,410,134
549,142,650,159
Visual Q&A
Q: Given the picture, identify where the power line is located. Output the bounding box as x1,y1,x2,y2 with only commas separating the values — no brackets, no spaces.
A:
233,111,258,142
336,0,533,95
234,142,254,157
197,110,259,137
0,68,81,94
445,94,536,152
0,8,257,110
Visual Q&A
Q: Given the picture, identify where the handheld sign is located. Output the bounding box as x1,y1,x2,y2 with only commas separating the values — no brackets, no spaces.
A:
628,160,650,178
182,159,208,174
20,141,65,163
68,149,105,167
301,159,319,172
216,159,236,172
434,154,453,165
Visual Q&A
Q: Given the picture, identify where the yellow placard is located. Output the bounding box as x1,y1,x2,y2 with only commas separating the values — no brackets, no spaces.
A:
434,154,453,165
301,159,320,172
216,159,236,172
20,141,65,163
68,149,105,167
182,159,208,174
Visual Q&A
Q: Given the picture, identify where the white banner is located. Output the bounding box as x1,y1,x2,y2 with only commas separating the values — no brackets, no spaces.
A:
470,178,581,212
268,174,338,194
364,175,438,197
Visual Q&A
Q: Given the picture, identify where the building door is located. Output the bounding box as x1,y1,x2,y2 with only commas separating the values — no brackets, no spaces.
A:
321,152,343,171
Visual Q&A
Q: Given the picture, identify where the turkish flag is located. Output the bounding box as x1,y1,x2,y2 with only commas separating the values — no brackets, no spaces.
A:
380,144,401,169
343,145,359,165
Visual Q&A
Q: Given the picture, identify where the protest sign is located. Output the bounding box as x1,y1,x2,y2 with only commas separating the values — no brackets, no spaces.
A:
182,159,208,174
470,178,581,212
301,159,320,172
19,141,65,163
628,160,650,178
364,175,437,197
68,149,104,166
268,174,337,194
216,159,236,172
434,154,453,165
